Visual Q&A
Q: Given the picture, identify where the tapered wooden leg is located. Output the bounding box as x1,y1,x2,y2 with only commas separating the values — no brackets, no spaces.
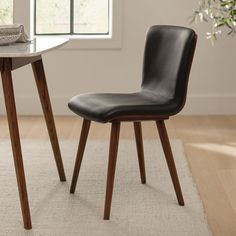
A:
32,59,66,181
133,122,146,184
1,60,32,229
156,120,184,206
104,122,120,220
70,119,91,193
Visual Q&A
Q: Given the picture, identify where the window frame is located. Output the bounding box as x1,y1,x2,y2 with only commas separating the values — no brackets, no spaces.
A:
13,0,123,49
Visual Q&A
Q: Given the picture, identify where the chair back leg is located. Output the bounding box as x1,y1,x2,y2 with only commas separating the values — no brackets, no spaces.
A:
70,119,91,193
133,122,146,184
104,122,121,220
156,120,184,205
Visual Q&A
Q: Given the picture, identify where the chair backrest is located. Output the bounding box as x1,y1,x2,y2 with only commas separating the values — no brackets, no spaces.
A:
142,25,197,114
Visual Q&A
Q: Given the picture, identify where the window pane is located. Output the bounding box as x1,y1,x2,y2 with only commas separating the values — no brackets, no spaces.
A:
0,0,13,24
74,0,109,34
35,0,70,34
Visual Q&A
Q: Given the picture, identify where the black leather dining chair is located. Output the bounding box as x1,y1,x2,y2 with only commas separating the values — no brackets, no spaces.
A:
68,25,197,220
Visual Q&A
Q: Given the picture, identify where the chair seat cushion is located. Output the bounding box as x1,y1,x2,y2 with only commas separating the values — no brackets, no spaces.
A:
68,91,179,123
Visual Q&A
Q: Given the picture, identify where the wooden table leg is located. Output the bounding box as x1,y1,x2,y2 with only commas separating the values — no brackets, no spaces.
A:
1,59,32,229
32,59,66,181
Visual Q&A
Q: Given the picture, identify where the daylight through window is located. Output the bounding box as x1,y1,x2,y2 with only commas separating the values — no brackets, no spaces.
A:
35,0,110,35
0,0,13,24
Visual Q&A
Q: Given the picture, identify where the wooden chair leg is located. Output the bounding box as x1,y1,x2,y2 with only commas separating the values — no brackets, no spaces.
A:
1,61,32,229
70,119,91,193
104,122,120,220
133,122,146,184
156,120,184,206
32,59,66,181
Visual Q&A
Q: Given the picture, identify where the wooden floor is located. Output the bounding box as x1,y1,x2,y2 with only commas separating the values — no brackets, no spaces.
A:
0,115,236,235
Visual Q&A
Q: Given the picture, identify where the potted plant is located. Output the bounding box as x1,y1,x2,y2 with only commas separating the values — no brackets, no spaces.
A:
191,0,236,43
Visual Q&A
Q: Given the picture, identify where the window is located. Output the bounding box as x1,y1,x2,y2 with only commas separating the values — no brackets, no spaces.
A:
13,0,123,49
35,0,110,35
0,0,13,24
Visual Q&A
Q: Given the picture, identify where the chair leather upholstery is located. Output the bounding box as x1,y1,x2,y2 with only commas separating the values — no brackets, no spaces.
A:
69,25,197,123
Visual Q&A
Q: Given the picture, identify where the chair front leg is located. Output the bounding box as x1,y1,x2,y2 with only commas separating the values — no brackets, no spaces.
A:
104,122,121,220
70,119,91,193
133,122,146,184
156,120,184,206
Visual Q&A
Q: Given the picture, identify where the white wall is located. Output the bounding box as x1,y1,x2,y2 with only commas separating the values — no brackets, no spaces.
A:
0,0,236,115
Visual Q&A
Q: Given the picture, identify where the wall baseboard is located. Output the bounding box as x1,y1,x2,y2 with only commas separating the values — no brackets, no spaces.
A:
0,94,236,116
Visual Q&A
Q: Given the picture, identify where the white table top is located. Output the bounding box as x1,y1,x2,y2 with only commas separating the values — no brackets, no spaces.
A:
0,37,69,58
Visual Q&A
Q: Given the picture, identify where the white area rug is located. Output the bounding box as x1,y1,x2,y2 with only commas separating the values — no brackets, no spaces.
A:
0,139,212,236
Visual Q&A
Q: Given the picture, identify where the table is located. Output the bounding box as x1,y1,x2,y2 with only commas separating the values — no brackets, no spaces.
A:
0,38,69,229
